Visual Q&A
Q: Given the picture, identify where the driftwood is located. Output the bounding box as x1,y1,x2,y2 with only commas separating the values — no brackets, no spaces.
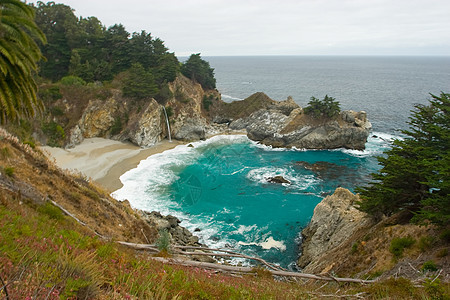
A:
151,257,376,284
175,245,286,271
117,242,284,271
49,199,86,226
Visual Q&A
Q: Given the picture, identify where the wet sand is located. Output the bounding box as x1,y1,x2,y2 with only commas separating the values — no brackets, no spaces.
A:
42,138,183,192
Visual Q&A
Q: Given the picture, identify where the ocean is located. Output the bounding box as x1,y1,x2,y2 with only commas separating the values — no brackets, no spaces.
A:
113,56,450,269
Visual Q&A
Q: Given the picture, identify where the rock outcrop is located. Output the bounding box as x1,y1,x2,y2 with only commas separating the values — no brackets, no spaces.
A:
241,105,371,150
144,211,200,246
211,92,371,150
166,76,215,141
60,79,370,151
298,188,373,272
126,99,164,147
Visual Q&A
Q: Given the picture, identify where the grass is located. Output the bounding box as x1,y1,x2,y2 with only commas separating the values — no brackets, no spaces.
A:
1,134,449,299
389,236,416,260
1,194,449,299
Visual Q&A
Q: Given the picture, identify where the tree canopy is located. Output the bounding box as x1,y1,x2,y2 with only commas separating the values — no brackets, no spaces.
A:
32,2,180,84
357,93,450,226
0,0,46,123
181,53,216,90
303,95,341,118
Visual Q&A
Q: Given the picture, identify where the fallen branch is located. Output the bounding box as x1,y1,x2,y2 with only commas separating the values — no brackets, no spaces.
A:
118,242,284,271
151,257,376,284
310,291,366,299
49,199,86,226
176,245,287,271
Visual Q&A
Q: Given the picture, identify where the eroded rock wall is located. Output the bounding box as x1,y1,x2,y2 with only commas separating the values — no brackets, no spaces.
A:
298,188,373,272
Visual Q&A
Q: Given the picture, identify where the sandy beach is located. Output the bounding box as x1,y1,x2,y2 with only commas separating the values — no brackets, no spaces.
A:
42,138,184,192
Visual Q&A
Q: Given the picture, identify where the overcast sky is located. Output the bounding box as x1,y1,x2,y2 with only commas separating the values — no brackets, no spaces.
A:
29,0,450,56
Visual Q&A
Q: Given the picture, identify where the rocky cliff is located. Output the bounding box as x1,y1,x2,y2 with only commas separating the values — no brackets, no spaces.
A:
297,188,449,280
42,78,370,151
298,188,374,273
60,75,220,148
223,95,371,150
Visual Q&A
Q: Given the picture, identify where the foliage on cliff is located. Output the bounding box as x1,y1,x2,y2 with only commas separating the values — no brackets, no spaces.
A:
0,0,46,124
304,95,341,118
181,53,216,90
357,93,450,226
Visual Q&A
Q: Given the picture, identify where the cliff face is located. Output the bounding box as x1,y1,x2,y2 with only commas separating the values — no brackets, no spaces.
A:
298,188,374,272
166,75,210,141
211,92,371,150
62,75,219,148
237,105,371,150
297,188,449,280
46,79,370,151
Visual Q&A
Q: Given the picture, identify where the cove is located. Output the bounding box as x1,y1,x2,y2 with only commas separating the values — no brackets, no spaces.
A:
112,134,393,269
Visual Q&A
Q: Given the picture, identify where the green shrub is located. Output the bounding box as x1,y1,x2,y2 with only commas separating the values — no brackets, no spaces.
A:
422,260,438,272
39,85,62,103
96,243,115,258
110,117,123,136
42,121,65,147
304,95,341,118
38,202,64,220
389,236,415,259
156,229,171,253
165,106,173,118
60,75,86,86
1,146,10,159
4,166,14,177
424,278,448,300
203,94,214,111
418,236,435,252
351,242,359,254
23,140,36,149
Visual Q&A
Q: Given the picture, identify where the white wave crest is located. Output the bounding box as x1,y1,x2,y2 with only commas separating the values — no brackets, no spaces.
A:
221,94,244,101
341,131,402,157
246,166,318,190
239,237,286,251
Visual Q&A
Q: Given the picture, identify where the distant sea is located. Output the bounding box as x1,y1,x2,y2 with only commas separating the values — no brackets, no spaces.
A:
113,56,450,269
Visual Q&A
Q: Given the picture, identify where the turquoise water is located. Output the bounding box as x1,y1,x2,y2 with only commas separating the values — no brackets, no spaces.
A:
113,56,450,269
113,134,393,269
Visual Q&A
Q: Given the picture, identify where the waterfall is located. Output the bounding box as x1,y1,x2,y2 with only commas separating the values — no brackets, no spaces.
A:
162,106,172,142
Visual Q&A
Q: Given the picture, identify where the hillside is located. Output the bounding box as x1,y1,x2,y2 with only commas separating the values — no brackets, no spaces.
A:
2,128,449,299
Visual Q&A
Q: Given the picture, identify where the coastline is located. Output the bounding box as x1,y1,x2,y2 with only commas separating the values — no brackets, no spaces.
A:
41,131,246,193
41,138,184,192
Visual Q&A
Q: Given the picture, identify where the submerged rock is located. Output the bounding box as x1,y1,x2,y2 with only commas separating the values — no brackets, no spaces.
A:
267,176,291,184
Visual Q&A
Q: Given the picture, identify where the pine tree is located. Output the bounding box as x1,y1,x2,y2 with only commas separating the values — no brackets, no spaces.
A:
357,93,450,226
0,0,46,123
181,53,216,90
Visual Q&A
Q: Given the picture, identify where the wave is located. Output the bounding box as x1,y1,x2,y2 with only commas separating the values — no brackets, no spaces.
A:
341,131,402,158
239,237,286,251
246,166,319,190
221,94,244,101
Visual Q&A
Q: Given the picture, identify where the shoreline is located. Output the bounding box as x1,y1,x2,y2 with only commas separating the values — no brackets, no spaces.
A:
42,138,184,192
41,131,246,193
